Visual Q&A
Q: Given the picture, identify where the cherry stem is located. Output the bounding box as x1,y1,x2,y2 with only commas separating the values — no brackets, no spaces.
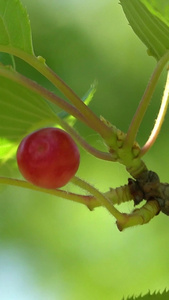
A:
0,48,114,142
0,65,115,161
0,62,117,153
0,176,132,212
71,176,126,222
30,57,117,146
32,59,115,142
140,70,169,156
49,114,115,161
124,50,169,150
0,66,88,127
0,176,100,210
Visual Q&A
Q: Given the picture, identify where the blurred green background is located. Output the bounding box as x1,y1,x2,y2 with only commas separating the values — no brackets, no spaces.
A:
1,0,169,299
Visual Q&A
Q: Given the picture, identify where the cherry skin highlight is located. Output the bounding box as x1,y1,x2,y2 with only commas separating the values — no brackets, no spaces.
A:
16,127,80,189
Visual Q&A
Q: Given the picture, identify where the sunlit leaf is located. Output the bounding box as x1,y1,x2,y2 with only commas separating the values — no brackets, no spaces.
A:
120,0,169,60
0,67,56,163
141,0,169,26
81,81,97,106
0,0,34,55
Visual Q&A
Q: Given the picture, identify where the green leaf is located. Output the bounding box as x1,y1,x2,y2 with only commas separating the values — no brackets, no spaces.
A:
0,0,34,56
58,81,97,126
123,290,169,300
0,52,15,68
81,81,97,106
120,0,169,60
0,66,56,163
141,0,169,26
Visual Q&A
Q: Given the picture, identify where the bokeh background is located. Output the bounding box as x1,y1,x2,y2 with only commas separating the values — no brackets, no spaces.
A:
1,0,169,299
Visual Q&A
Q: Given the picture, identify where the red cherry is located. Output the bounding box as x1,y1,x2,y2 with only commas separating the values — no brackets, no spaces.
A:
16,127,80,189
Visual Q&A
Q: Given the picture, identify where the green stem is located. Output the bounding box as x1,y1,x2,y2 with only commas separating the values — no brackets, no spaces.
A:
0,48,114,141
30,58,114,140
0,175,133,211
0,176,100,210
0,61,117,151
0,65,88,126
140,70,169,156
49,114,115,161
71,176,126,222
0,65,115,161
124,50,169,149
0,175,135,220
